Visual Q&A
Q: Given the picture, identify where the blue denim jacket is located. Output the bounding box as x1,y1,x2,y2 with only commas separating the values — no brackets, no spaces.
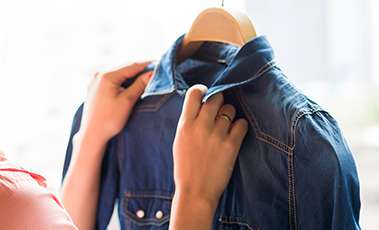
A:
62,35,360,230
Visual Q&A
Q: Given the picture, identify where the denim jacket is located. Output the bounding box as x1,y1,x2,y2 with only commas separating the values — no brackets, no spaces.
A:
62,35,361,230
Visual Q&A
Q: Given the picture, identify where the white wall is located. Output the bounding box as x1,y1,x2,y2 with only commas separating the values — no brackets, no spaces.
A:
326,0,371,84
245,0,329,83
244,0,373,85
372,0,379,85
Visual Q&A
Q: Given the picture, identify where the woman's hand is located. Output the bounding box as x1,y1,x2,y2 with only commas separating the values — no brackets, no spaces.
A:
79,61,153,143
169,84,249,230
62,61,152,230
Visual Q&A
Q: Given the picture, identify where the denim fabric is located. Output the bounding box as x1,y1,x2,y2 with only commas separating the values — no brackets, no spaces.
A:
62,35,360,230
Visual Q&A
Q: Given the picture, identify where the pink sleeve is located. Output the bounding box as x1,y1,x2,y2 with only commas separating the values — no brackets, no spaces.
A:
0,156,78,230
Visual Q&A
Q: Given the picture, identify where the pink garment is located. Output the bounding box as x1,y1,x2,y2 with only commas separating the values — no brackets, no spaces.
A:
0,152,78,229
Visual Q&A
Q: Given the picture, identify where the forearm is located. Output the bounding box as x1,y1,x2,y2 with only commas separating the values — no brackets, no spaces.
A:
169,192,217,230
60,62,152,229
61,131,107,230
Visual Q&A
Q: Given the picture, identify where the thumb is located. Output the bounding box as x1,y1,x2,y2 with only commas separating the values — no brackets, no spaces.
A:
120,71,153,104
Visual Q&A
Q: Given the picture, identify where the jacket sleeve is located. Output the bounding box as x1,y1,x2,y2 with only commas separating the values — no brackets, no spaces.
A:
61,104,119,230
293,111,361,230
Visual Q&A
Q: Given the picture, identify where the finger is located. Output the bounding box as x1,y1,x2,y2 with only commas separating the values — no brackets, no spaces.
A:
104,61,152,85
229,118,249,147
214,104,236,135
198,93,224,123
120,71,153,104
181,84,208,121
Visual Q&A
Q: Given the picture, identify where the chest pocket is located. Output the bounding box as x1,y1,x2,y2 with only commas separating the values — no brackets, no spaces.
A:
122,192,172,229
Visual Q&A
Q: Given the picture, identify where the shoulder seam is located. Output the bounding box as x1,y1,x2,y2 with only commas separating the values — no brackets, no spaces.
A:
289,105,325,151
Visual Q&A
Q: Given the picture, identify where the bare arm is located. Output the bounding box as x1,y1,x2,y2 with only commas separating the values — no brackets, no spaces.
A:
61,62,153,230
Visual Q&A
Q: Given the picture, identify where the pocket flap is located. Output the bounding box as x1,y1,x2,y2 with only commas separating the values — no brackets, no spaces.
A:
123,192,173,227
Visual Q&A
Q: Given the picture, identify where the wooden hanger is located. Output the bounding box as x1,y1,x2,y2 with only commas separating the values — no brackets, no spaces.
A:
177,7,257,61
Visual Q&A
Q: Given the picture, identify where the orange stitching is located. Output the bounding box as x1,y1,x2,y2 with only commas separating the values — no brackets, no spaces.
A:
122,195,171,227
291,154,297,230
235,88,292,155
219,219,256,230
124,192,173,200
255,60,276,77
289,107,323,150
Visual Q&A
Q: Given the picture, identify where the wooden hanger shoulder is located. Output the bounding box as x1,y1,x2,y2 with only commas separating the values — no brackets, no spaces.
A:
178,7,257,61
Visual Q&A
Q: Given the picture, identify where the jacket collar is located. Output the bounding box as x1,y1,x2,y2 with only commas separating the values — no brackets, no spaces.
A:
141,34,276,101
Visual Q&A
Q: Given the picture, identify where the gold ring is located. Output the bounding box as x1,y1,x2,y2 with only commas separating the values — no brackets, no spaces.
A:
217,113,232,122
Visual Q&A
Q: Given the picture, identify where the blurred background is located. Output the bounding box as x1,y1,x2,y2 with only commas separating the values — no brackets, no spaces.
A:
0,0,378,229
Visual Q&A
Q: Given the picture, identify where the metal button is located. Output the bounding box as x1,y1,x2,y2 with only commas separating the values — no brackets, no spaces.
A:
155,210,164,219
136,209,145,219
